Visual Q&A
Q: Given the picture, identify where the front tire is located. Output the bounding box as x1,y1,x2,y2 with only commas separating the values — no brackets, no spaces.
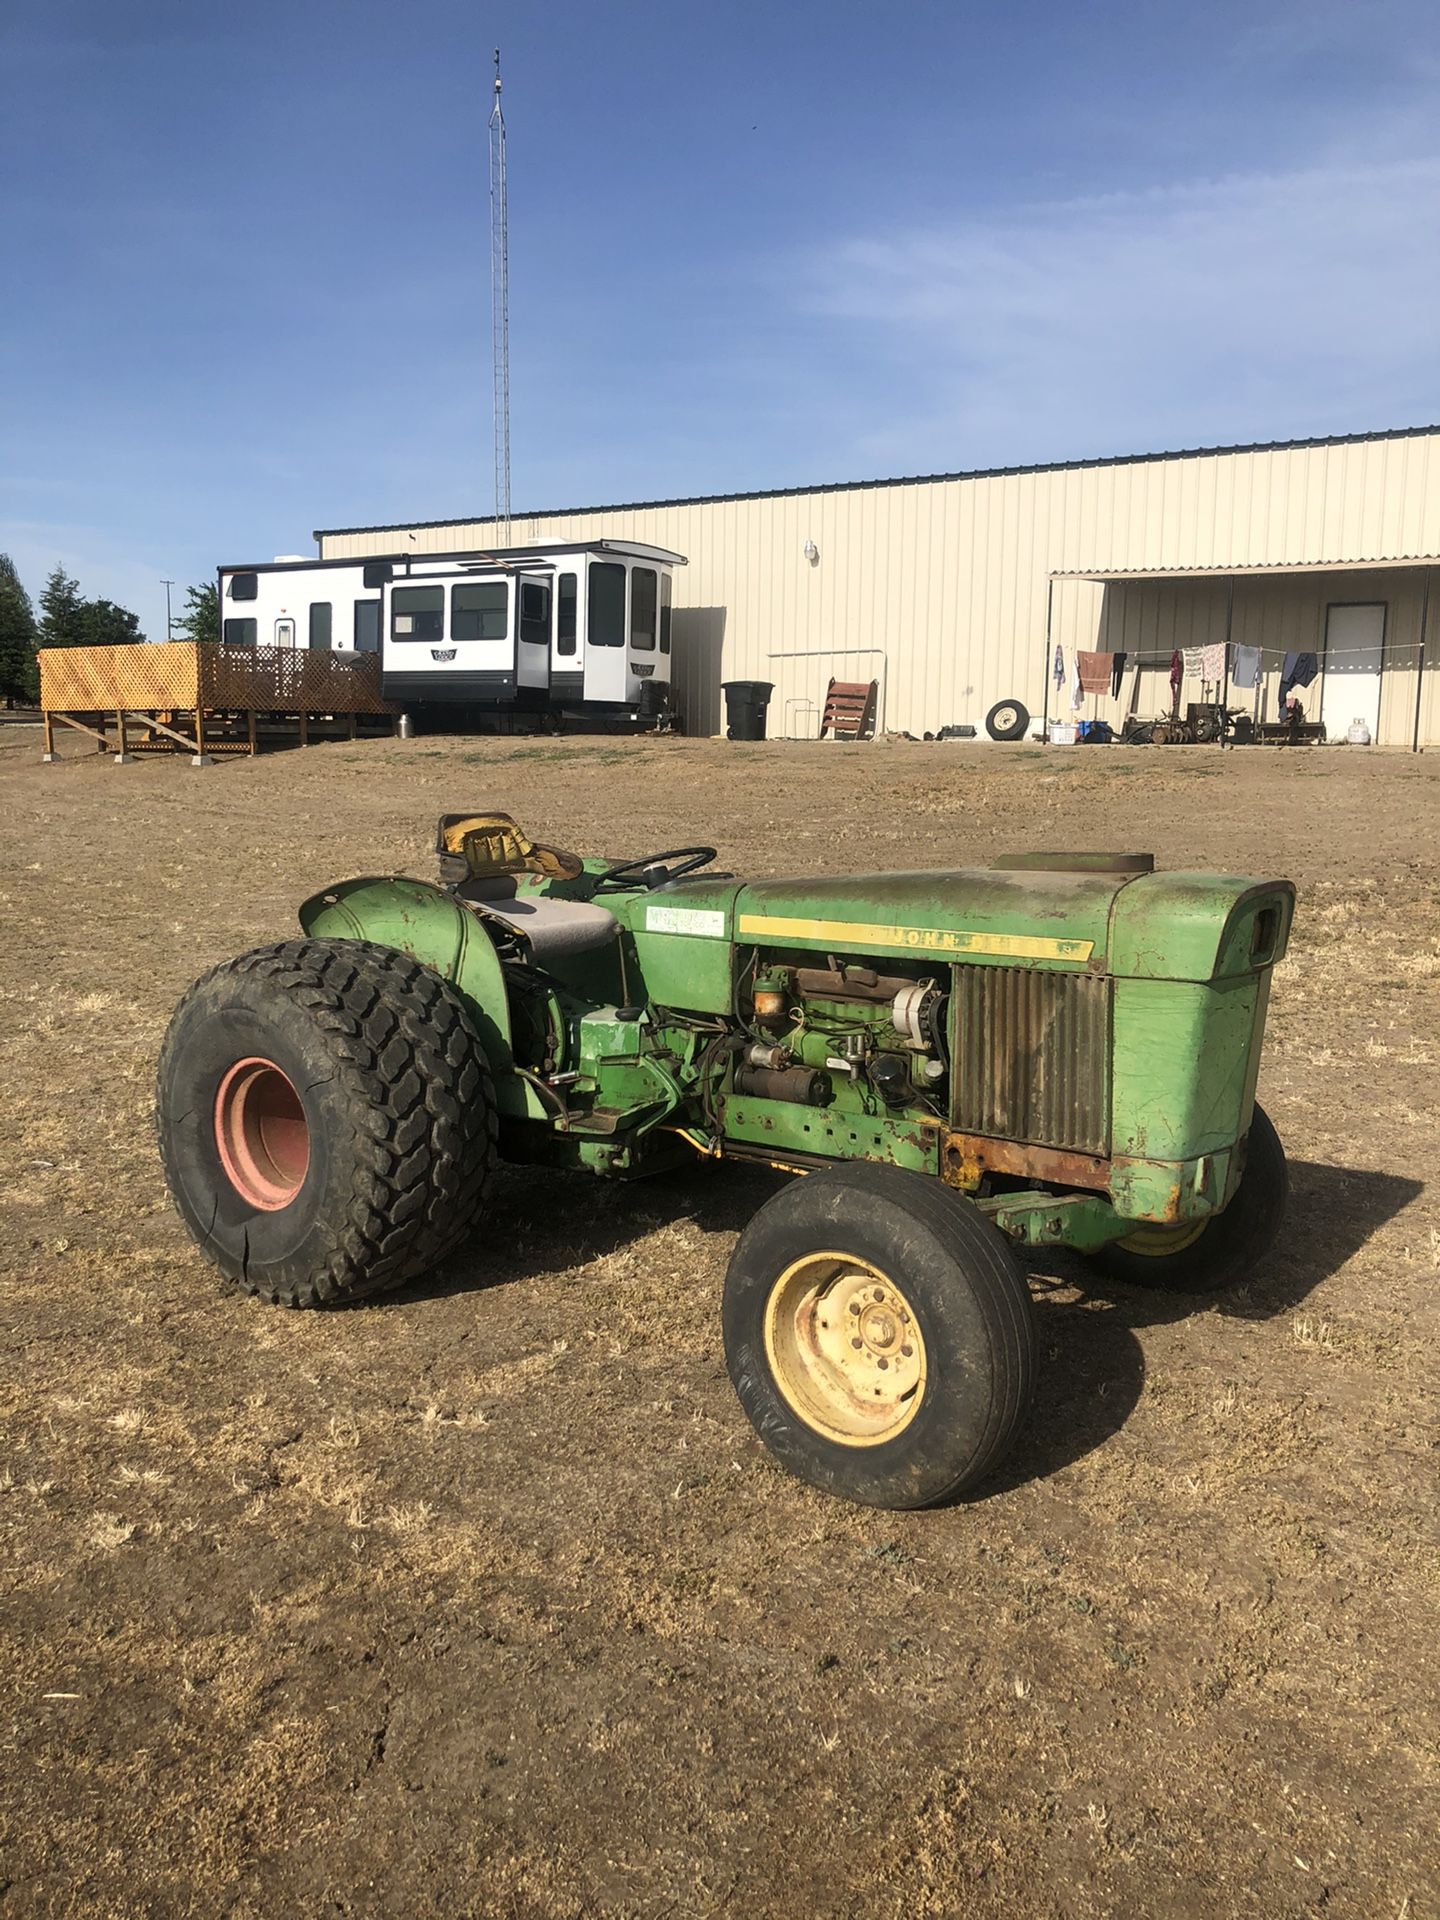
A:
156,939,497,1306
722,1164,1035,1509
1087,1104,1287,1292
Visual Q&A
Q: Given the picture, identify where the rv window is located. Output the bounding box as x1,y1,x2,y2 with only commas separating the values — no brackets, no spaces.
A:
309,602,333,649
557,573,578,655
229,573,258,602
451,582,508,641
354,601,381,653
630,568,657,651
520,582,550,647
659,573,672,655
391,585,445,642
589,563,626,648
223,618,257,647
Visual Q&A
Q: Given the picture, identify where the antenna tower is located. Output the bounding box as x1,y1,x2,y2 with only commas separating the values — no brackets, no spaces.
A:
488,48,511,534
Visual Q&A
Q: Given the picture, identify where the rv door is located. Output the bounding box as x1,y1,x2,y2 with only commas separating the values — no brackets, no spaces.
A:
584,559,629,706
516,575,552,700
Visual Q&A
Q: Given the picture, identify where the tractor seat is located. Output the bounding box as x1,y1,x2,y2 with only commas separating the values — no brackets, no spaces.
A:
456,876,617,962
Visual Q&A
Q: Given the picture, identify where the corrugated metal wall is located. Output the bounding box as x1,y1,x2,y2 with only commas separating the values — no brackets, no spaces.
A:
318,431,1440,744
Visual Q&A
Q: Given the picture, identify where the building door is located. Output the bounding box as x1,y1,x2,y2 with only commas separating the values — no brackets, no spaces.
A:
1322,603,1385,741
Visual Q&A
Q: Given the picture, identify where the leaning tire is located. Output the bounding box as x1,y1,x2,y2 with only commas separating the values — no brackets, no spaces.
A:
985,697,1030,742
1087,1104,1287,1293
156,939,497,1307
722,1164,1035,1509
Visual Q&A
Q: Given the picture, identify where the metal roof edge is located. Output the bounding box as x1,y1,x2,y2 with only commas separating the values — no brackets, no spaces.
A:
1051,554,1440,581
313,423,1440,543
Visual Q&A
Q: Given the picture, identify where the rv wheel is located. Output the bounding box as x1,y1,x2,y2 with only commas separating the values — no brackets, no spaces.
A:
722,1164,1035,1509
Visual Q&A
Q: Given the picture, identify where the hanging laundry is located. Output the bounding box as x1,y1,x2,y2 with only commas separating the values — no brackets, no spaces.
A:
1182,646,1206,680
1076,650,1112,695
1201,642,1226,681
1053,642,1066,688
1231,644,1262,689
1280,650,1319,700
1110,651,1128,698
1169,651,1182,699
1070,649,1085,711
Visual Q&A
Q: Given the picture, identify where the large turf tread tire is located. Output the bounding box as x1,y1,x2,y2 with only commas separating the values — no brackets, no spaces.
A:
722,1163,1035,1510
1088,1103,1287,1293
156,939,497,1307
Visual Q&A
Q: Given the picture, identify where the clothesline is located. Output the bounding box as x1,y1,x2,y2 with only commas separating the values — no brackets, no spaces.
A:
1055,642,1422,664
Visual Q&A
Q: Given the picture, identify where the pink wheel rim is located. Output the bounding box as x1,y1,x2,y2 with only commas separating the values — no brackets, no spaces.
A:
213,1057,310,1211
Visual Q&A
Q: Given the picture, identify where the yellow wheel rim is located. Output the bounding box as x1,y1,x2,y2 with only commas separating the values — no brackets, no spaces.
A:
762,1251,928,1448
1115,1218,1209,1257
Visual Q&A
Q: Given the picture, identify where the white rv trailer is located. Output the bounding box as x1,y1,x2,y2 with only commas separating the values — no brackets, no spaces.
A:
216,540,685,725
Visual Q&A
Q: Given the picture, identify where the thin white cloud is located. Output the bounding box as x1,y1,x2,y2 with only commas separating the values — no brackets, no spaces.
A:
801,156,1440,466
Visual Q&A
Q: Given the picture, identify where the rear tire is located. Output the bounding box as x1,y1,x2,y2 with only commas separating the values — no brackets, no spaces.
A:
156,939,497,1306
1087,1104,1287,1292
722,1164,1035,1509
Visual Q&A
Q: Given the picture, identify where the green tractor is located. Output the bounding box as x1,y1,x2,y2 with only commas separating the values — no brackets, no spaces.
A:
157,813,1294,1510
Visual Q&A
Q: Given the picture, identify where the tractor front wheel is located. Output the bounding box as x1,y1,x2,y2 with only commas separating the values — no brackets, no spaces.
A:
156,939,497,1307
1086,1103,1287,1292
722,1164,1035,1509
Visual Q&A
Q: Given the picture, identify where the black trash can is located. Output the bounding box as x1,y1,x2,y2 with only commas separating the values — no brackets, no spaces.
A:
722,680,774,741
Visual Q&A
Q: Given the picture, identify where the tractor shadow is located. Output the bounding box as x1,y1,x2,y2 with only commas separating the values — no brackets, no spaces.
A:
982,1158,1423,1498
401,1157,1421,1497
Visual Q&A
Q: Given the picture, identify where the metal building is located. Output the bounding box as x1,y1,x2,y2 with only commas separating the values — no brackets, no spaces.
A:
315,424,1440,747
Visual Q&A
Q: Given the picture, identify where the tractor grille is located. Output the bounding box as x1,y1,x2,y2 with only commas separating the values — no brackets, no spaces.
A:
951,965,1110,1156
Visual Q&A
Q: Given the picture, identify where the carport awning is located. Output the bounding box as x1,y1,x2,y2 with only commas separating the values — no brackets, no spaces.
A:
1051,555,1440,581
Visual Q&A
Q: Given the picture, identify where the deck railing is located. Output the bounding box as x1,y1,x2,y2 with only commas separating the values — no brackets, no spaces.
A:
39,641,394,717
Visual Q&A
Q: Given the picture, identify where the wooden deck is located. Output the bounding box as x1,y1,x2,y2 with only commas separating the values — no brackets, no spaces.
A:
39,643,396,762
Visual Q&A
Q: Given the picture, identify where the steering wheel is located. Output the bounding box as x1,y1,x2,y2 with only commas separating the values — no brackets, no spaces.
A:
593,846,718,891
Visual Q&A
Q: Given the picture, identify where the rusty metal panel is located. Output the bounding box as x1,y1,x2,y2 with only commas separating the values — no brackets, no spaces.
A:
951,964,1110,1156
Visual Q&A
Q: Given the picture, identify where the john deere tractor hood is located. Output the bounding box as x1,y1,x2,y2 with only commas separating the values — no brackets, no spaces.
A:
732,866,1292,984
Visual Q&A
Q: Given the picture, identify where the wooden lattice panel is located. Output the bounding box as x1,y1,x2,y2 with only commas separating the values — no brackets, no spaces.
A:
41,643,395,718
200,646,394,715
40,643,200,713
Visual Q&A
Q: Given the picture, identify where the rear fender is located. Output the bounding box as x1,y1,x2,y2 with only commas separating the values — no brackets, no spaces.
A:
298,876,532,1115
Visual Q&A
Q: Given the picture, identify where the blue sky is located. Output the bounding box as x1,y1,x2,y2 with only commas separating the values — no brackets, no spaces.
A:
2,0,1438,639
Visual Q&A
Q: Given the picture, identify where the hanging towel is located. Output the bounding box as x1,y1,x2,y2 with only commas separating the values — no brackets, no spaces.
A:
1110,651,1128,698
1070,650,1085,711
1280,650,1319,699
1053,642,1066,688
1231,644,1262,689
1169,651,1182,698
1201,641,1226,681
1077,650,1112,695
1182,646,1206,680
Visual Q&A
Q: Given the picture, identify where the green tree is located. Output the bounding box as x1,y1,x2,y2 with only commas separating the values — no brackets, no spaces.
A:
72,598,144,647
38,563,83,649
0,554,40,705
175,581,219,644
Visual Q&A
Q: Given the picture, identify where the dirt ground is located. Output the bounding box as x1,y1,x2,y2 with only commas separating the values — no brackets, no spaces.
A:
1,721,1437,1919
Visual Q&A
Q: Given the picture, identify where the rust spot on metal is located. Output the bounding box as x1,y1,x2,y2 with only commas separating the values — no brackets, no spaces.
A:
1111,1158,1186,1222
942,1131,1111,1194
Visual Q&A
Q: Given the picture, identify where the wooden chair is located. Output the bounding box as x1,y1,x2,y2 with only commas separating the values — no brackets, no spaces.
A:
820,678,878,741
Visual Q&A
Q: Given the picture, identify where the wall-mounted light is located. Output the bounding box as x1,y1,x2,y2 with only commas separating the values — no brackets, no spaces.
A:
803,539,819,565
